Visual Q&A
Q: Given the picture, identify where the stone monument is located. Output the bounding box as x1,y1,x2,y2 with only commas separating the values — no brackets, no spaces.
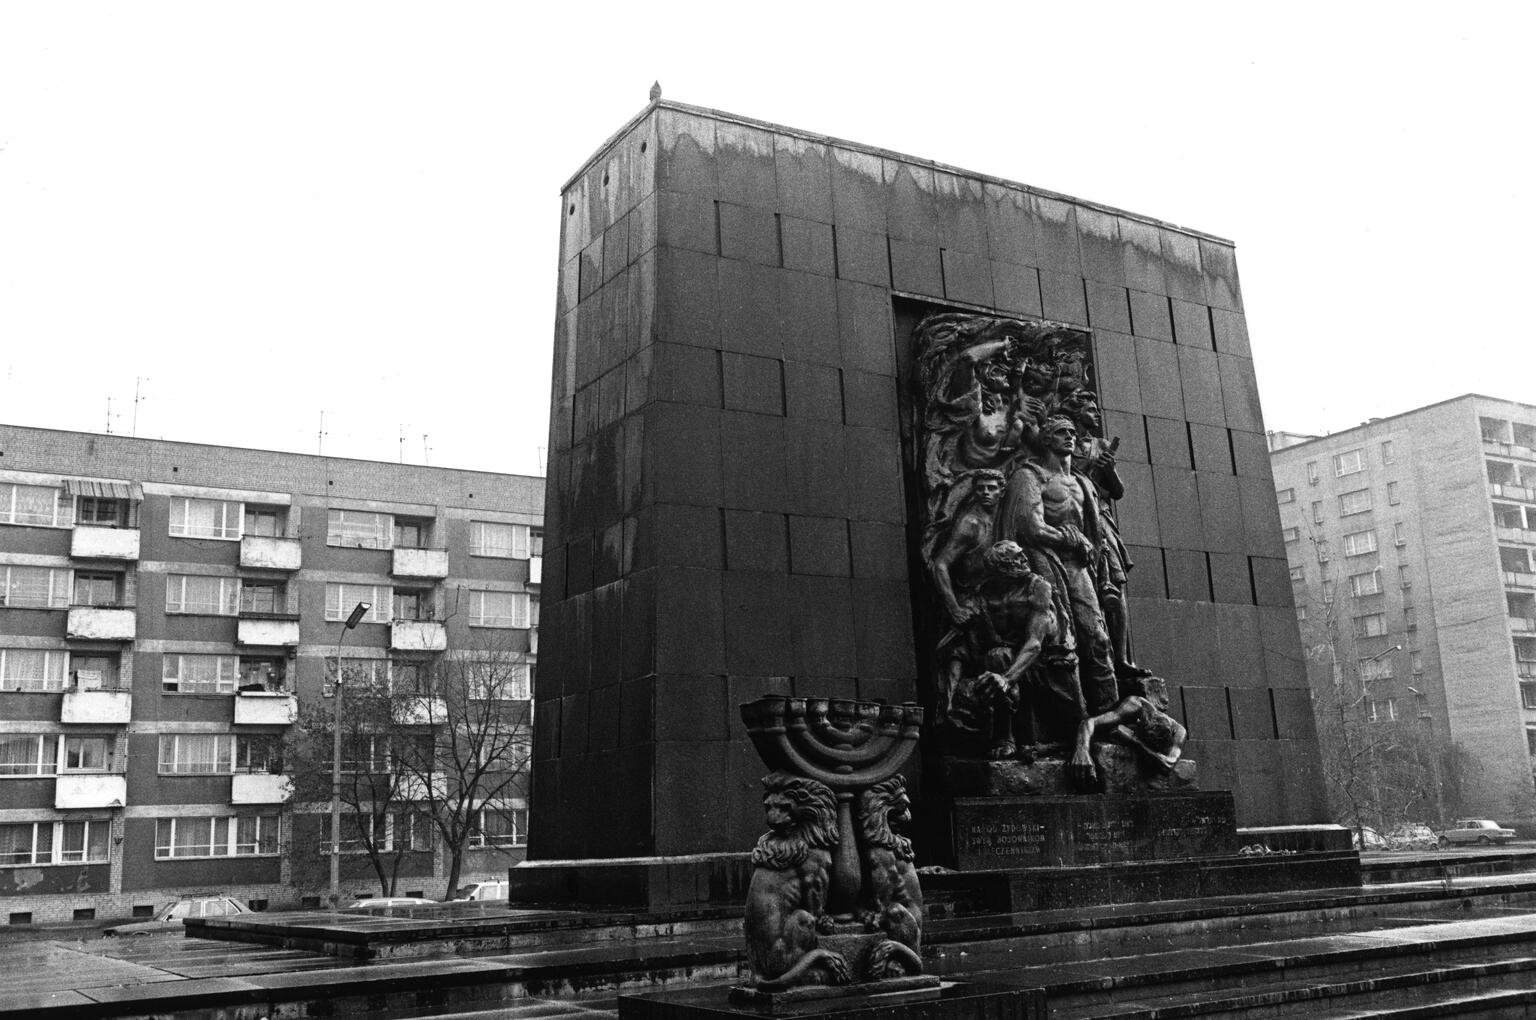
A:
528,94,1327,902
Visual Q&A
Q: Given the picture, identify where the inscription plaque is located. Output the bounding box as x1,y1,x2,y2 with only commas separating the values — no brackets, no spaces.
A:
953,792,1236,870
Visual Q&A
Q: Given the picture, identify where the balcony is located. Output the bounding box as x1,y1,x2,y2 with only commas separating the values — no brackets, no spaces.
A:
54,774,127,809
237,617,301,646
234,691,298,725
66,606,135,641
1512,617,1536,635
398,771,446,800
392,548,449,579
529,555,542,586
71,526,140,560
61,689,131,724
1491,483,1536,502
231,772,292,804
1496,527,1536,545
1506,571,1536,590
391,620,446,652
240,535,302,571
395,697,447,725
1485,439,1536,461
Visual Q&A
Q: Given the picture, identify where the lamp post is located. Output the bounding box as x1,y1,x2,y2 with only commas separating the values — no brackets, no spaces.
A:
329,601,371,907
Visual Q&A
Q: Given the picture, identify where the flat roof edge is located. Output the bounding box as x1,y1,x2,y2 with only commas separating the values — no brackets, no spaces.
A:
562,98,1235,247
1270,393,1536,452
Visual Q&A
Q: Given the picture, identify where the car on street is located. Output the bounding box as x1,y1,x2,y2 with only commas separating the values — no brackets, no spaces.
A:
343,897,438,911
1387,823,1438,850
102,896,249,936
454,879,509,902
1436,819,1518,847
1351,826,1390,851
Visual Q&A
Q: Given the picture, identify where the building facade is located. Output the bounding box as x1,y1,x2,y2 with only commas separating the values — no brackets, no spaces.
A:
0,425,542,924
1270,395,1536,832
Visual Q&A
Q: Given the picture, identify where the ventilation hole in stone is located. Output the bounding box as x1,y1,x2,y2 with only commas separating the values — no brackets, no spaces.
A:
640,141,647,153
602,171,610,186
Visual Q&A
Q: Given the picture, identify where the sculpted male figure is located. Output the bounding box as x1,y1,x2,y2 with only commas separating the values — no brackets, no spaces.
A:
1000,415,1118,723
928,469,1005,626
1069,676,1187,786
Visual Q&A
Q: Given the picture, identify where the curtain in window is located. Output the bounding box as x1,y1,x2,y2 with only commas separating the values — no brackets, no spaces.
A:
0,734,54,775
11,485,61,525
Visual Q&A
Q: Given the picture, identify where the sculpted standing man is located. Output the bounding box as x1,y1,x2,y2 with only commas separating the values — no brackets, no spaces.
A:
1000,415,1119,725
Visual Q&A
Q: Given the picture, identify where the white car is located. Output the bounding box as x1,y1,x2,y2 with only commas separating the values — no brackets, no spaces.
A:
1436,819,1518,847
103,896,248,936
343,897,438,911
454,879,509,902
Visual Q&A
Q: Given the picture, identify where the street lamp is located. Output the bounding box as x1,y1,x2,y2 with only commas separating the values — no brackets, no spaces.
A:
329,601,371,907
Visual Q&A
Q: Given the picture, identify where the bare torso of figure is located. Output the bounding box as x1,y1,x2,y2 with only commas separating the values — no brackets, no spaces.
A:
959,394,1015,468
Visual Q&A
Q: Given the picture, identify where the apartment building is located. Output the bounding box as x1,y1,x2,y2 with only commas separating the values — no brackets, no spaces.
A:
1269,395,1536,831
0,425,542,924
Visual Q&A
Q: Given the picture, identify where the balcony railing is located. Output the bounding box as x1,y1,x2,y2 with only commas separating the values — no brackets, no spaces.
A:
237,617,301,646
233,691,298,725
1511,617,1536,634
71,526,140,560
529,555,542,586
54,774,127,809
392,548,449,579
61,688,132,724
1505,571,1536,590
240,535,302,571
395,697,447,725
231,772,293,804
1491,483,1536,502
1486,439,1536,461
391,620,446,652
1496,527,1536,545
66,606,136,641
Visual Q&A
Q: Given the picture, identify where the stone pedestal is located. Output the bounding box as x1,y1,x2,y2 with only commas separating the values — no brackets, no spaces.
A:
620,982,1043,1020
942,744,1197,798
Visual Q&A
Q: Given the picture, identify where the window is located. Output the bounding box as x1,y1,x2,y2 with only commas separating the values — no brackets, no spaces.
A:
470,522,531,559
154,815,278,859
467,590,530,628
390,660,427,696
1367,698,1397,723
1380,440,1395,465
0,821,108,866
1342,530,1378,556
63,735,113,772
470,805,527,848
0,649,69,692
1321,580,1336,604
327,510,392,549
1315,539,1331,563
0,483,72,528
0,734,59,775
73,571,122,607
1312,501,1324,525
1359,655,1394,681
235,735,281,774
240,580,283,615
393,588,433,622
76,497,127,527
466,661,532,701
393,518,431,549
163,654,238,694
1282,526,1300,543
393,811,433,852
530,529,544,558
1347,570,1382,597
1399,565,1413,590
242,506,282,537
1288,565,1304,582
1387,481,1400,505
1523,683,1536,711
169,498,242,540
340,735,390,775
1410,649,1423,675
325,584,390,623
1333,450,1364,477
1339,489,1372,516
1306,462,1319,485
324,657,390,697
1296,605,1308,621
1354,613,1387,638
1277,488,1295,504
158,734,235,775
0,566,70,609
1394,522,1407,547
166,575,238,616
71,653,120,690
238,656,286,692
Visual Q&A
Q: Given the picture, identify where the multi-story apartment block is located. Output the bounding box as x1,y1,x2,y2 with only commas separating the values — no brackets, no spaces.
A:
0,425,543,924
1269,395,1536,832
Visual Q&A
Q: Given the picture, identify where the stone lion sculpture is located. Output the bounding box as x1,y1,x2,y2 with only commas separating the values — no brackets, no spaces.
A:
857,776,924,979
744,772,851,989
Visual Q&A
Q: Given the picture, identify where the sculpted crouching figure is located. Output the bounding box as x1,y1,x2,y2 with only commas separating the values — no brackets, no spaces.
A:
744,773,851,989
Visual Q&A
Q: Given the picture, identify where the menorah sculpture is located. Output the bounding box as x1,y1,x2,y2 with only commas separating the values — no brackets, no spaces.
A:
736,695,935,997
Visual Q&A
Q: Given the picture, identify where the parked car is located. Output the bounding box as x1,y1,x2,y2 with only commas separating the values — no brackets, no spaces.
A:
1436,819,1518,847
343,897,438,911
1387,823,1438,850
1351,826,1389,851
103,896,249,936
454,879,509,902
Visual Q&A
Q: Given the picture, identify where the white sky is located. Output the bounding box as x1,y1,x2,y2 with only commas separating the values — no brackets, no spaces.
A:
2,3,1531,476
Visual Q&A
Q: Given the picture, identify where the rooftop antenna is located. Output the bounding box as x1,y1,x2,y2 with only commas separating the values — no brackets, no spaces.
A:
105,397,113,434
318,412,327,455
131,377,146,437
422,434,431,466
398,425,405,464
537,446,547,474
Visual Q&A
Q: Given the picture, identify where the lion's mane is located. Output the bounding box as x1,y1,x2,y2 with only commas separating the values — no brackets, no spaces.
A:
751,773,839,870
858,776,914,862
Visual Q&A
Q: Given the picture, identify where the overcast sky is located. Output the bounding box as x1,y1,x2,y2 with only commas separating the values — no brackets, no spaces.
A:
2,3,1530,476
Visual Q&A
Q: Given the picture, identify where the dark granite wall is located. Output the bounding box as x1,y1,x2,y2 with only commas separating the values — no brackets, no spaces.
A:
536,101,1324,859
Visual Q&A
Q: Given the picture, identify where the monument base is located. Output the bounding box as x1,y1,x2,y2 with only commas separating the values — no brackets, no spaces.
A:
621,981,1043,1020
942,744,1197,797
729,976,940,1015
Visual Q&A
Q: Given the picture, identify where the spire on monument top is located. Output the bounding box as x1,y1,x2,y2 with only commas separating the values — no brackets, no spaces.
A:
649,81,662,102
